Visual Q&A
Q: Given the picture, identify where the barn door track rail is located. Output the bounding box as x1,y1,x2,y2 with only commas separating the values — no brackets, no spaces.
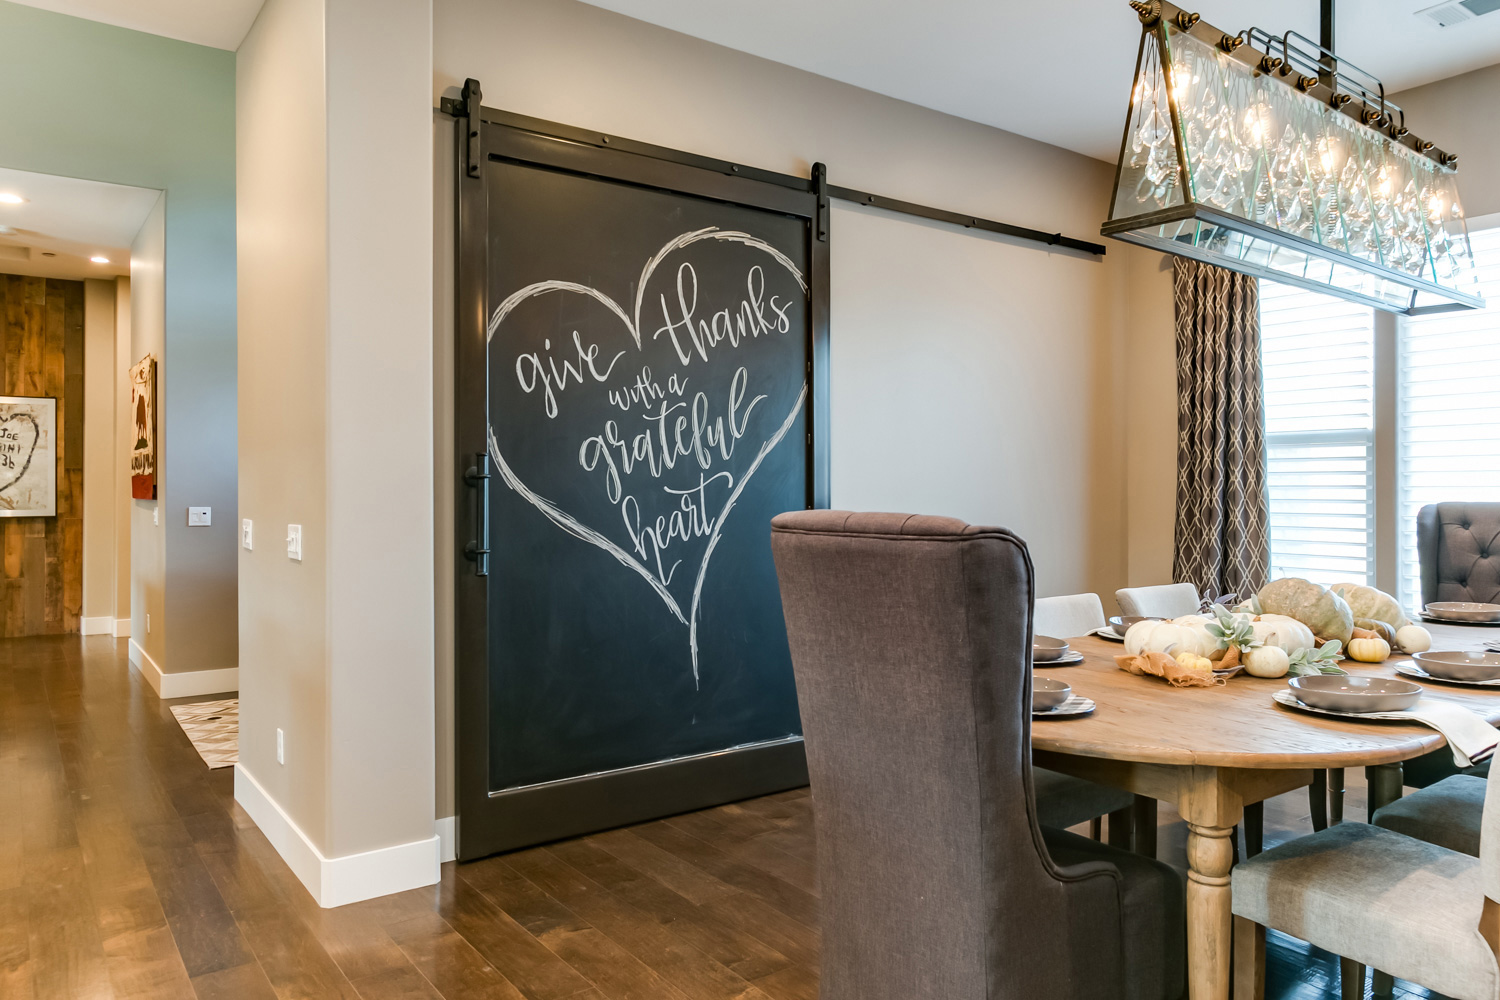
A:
439,81,1107,258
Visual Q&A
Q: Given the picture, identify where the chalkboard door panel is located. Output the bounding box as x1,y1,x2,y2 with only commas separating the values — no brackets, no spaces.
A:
455,111,829,859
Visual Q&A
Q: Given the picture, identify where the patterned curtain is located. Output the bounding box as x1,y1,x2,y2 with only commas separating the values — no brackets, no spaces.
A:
1172,258,1269,602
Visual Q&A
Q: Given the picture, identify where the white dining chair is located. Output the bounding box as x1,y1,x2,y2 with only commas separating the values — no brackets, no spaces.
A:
1231,755,1500,1000
1033,592,1106,639
1114,582,1201,619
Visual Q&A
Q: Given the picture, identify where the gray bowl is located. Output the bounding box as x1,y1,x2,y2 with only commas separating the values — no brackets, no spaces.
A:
1033,677,1072,712
1288,675,1423,714
1412,650,1500,681
1109,615,1161,637
1033,635,1071,662
1425,602,1500,623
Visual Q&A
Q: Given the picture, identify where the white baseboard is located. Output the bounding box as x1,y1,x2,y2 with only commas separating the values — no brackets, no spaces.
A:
113,617,131,638
128,638,238,699
80,616,114,635
437,815,455,863
235,764,440,908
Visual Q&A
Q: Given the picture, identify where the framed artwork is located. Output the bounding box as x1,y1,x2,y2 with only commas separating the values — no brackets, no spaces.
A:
129,355,156,500
0,395,56,517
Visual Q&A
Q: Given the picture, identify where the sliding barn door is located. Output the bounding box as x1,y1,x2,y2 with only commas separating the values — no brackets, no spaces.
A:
452,98,829,859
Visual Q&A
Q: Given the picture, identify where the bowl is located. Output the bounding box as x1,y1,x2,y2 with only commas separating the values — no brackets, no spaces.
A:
1412,650,1500,682
1108,615,1161,637
1033,677,1072,712
1425,602,1500,623
1287,675,1422,714
1033,635,1071,662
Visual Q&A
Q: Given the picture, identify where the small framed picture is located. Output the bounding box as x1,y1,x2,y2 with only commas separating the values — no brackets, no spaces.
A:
0,395,56,518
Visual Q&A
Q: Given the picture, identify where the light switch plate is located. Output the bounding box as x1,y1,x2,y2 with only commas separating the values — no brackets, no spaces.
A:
187,506,212,526
242,519,253,550
152,507,158,526
286,524,302,561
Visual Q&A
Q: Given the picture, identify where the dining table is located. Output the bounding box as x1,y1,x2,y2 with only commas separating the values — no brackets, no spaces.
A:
1032,622,1500,1000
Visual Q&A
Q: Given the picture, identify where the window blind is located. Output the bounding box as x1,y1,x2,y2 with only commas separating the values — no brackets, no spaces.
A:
1398,226,1500,612
1261,279,1376,587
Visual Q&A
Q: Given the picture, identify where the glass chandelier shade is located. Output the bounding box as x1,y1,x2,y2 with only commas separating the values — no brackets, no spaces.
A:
1102,6,1482,313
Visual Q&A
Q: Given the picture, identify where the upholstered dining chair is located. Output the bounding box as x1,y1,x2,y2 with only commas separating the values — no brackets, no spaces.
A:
1418,502,1500,608
771,511,1185,1000
1115,582,1202,619
1034,592,1108,640
1231,754,1500,1000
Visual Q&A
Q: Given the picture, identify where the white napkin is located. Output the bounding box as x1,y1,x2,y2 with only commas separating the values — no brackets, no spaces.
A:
1276,690,1500,767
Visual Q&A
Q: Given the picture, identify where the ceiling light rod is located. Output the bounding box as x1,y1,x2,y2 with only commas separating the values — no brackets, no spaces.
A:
1129,0,1455,169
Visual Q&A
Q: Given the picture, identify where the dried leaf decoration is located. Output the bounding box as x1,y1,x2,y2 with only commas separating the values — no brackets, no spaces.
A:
1114,651,1225,688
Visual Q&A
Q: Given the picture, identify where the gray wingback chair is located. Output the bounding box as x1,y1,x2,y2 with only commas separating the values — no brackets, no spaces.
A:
770,510,1184,1000
1418,502,1500,607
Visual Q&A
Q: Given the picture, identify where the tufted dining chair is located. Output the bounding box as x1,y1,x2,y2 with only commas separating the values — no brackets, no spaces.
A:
1232,750,1500,1000
771,511,1185,1000
1419,502,1500,608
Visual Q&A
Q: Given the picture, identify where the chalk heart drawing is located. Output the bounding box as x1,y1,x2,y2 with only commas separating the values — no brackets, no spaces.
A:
0,413,39,494
488,228,808,686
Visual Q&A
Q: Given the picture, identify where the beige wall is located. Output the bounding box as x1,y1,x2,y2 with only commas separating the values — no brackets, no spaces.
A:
1394,64,1500,219
130,194,166,670
81,278,116,627
114,277,131,633
432,0,1136,818
239,0,435,866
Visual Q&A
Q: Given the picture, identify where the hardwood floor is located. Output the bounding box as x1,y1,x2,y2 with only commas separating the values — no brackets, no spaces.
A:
0,634,1454,999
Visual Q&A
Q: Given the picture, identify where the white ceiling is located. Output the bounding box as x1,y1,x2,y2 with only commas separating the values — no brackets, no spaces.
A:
0,166,161,281
581,0,1500,160
5,0,264,50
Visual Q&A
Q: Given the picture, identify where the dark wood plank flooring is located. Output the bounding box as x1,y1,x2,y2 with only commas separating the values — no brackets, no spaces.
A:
0,634,1453,999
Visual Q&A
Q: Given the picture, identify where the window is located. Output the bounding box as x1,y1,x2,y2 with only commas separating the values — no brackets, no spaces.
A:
1260,280,1376,587
1397,226,1500,612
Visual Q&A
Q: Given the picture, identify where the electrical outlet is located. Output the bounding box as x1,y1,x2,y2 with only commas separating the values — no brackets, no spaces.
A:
187,506,212,526
145,612,151,634
276,728,285,765
242,518,253,550
286,524,302,561
152,507,158,526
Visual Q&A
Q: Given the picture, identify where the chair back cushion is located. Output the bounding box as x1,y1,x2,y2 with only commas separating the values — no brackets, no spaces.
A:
1418,503,1500,608
770,510,1116,1000
1115,582,1201,619
1034,593,1107,639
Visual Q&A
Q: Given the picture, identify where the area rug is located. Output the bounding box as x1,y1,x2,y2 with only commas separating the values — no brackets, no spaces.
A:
170,698,238,769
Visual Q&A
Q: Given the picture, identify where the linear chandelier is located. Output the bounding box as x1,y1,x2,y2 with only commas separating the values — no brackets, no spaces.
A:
1102,0,1483,313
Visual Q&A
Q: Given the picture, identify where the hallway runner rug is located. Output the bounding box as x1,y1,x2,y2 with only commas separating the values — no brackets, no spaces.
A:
169,698,238,768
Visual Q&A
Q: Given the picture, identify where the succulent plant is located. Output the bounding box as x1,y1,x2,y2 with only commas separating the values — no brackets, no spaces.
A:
1206,604,1260,652
1288,639,1347,676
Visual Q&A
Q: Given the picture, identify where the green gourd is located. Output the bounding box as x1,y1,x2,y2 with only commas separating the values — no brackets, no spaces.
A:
1332,582,1410,631
1255,578,1354,645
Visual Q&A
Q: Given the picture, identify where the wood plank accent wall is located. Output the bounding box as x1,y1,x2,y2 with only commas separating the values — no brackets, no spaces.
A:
0,274,84,635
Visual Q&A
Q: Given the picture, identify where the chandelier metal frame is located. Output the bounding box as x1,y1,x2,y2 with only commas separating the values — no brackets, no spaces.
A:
1101,0,1483,314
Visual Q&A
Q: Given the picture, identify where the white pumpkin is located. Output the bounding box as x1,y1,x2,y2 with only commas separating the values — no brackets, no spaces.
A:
1123,619,1218,659
1394,625,1432,654
1244,645,1290,678
1250,615,1316,654
1171,614,1212,628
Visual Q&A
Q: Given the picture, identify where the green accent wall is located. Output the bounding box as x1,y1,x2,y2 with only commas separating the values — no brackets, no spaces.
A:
0,1,238,674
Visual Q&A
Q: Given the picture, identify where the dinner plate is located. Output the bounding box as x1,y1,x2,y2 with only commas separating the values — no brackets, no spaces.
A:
1034,651,1085,667
1393,660,1500,688
1411,650,1500,682
1423,615,1500,627
1033,695,1095,718
1272,688,1422,721
1091,627,1125,642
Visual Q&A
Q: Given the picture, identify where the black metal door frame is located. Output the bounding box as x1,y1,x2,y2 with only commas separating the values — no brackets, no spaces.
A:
452,86,830,860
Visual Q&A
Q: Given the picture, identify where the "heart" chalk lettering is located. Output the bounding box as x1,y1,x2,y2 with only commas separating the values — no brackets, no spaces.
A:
488,228,808,685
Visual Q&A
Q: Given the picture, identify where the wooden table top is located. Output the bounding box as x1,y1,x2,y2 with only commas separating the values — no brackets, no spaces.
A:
1032,622,1500,768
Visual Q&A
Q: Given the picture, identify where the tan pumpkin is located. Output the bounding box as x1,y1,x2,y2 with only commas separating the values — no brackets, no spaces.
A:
1347,636,1391,663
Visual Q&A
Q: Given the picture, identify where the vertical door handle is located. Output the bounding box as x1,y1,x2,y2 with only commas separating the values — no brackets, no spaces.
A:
464,454,490,576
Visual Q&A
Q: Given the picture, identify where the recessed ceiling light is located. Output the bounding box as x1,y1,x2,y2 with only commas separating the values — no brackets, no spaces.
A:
0,225,13,235
0,194,26,205
90,256,110,264
40,252,56,258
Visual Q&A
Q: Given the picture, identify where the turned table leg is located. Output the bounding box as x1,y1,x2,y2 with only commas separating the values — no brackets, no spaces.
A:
1186,822,1235,999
